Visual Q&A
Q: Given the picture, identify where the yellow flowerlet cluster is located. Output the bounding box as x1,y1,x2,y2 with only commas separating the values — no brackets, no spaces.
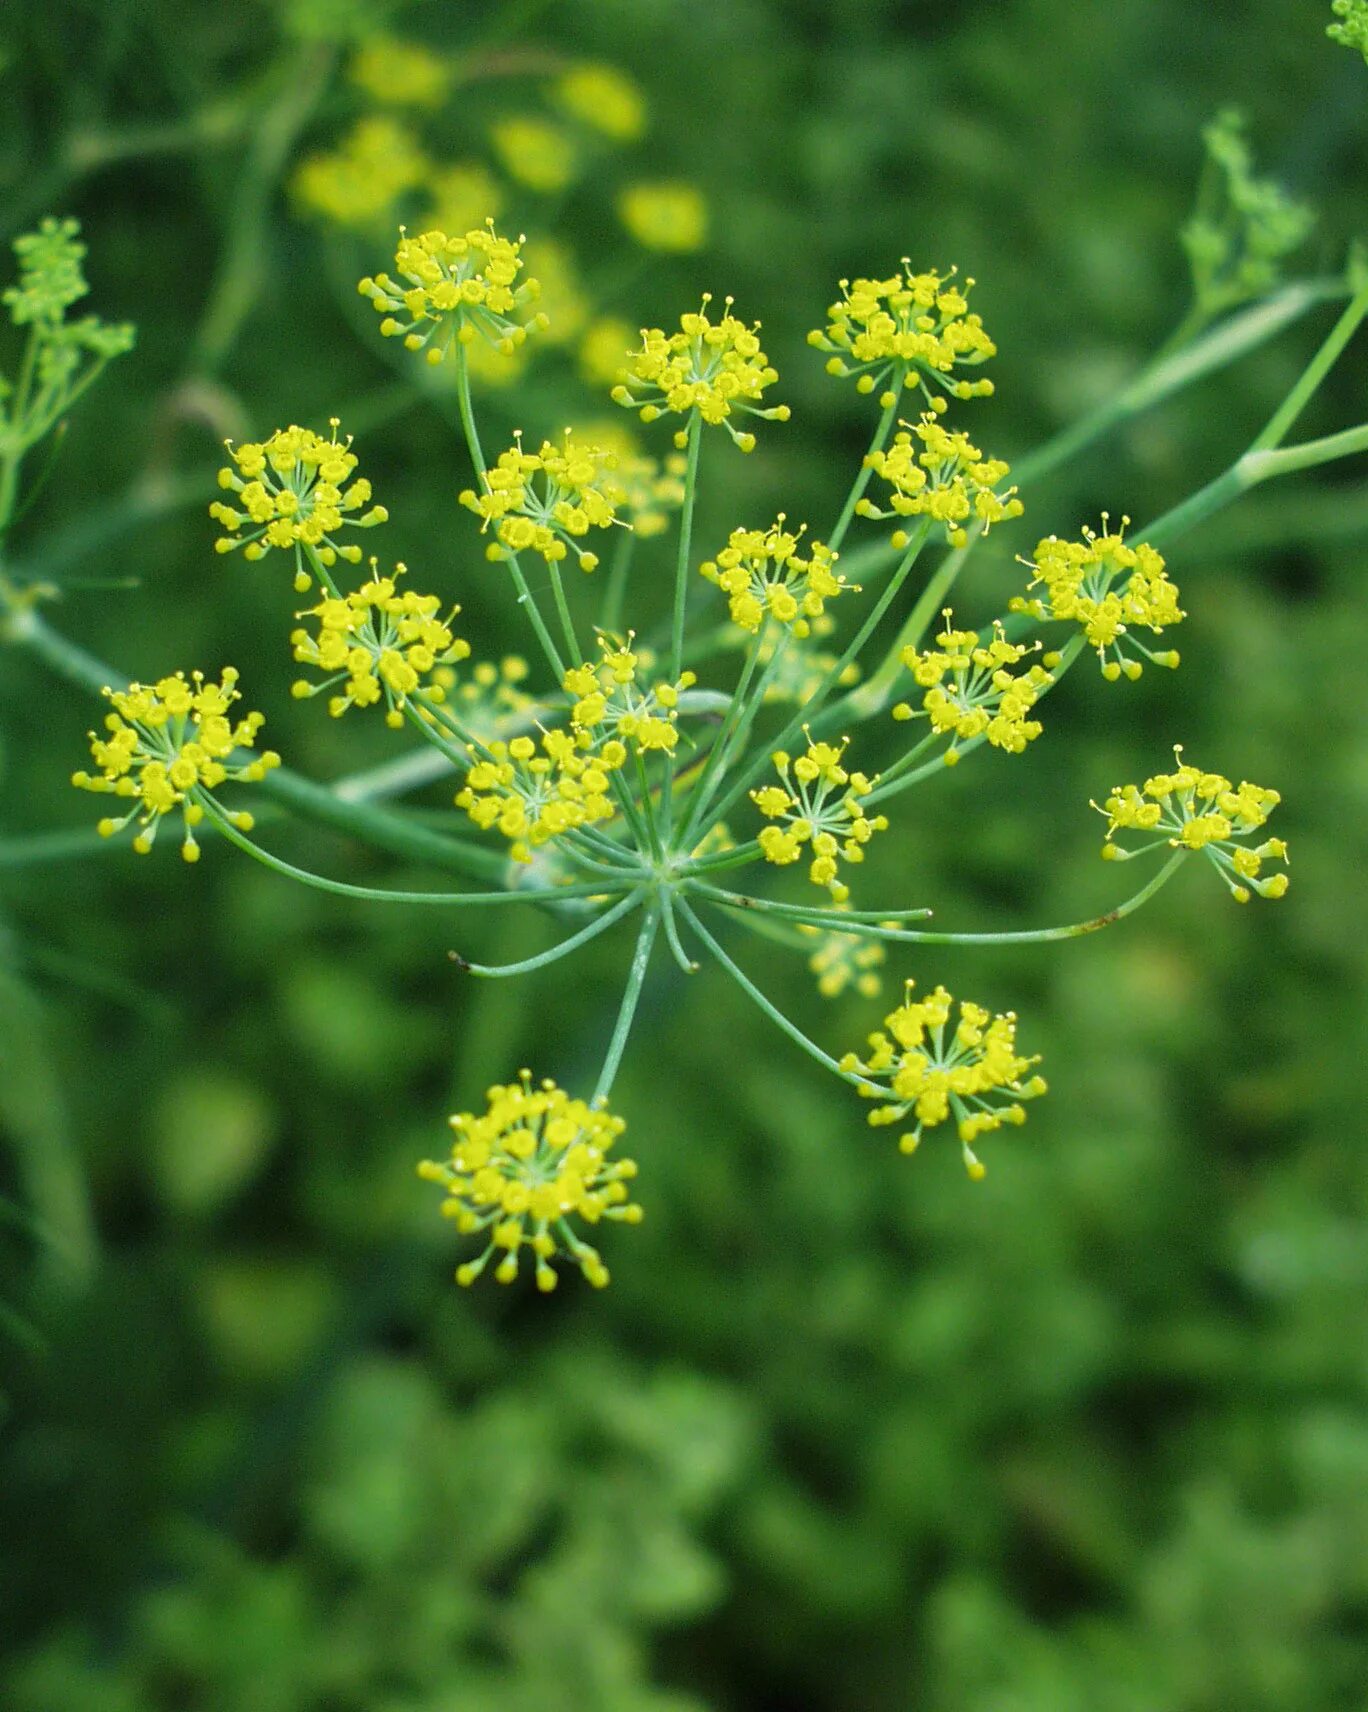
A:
556,63,647,141
1014,520,1183,680
751,736,888,902
436,655,534,744
894,613,1052,763
612,447,687,538
417,1073,641,1291
808,265,996,409
700,519,852,638
71,669,280,862
565,635,695,754
290,565,471,727
211,421,387,590
616,182,709,254
455,728,623,864
841,982,1047,1177
751,626,860,707
349,35,452,109
1097,750,1288,902
460,433,622,571
292,117,429,232
358,223,548,364
612,295,790,451
425,161,504,237
801,910,887,1000
491,117,577,194
857,415,1023,549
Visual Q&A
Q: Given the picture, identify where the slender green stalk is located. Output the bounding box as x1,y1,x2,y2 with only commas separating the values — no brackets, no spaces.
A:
826,383,903,555
599,528,635,635
453,345,565,680
545,558,583,664
196,796,627,908
454,889,643,977
670,412,703,682
660,891,699,973
676,624,769,846
592,902,661,1106
676,899,876,1091
1252,278,1368,453
684,883,931,924
693,850,1186,947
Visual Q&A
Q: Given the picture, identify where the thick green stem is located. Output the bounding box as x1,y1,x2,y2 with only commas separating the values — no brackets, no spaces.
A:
592,902,661,1106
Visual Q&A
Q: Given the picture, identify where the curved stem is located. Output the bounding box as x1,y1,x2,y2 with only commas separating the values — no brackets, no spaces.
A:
592,901,661,1106
660,891,699,973
453,888,642,977
684,882,931,924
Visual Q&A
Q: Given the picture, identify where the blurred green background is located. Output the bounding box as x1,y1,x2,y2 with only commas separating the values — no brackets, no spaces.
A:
1,1,1367,1707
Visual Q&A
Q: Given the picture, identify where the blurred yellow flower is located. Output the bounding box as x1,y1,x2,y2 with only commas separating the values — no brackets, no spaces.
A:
490,115,578,193
555,62,647,141
616,181,708,253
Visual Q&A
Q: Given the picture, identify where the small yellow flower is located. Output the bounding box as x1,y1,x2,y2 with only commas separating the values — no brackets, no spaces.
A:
894,611,1052,763
751,734,888,902
700,518,853,639
1096,747,1288,901
292,116,429,231
417,1072,641,1290
616,182,708,254
841,981,1046,1176
490,115,577,193
210,420,388,590
460,431,624,571
857,413,1022,549
564,634,695,754
579,315,637,389
358,222,548,364
555,63,647,141
434,655,533,744
349,34,452,108
809,264,997,410
71,669,280,861
455,725,624,864
800,907,887,999
612,295,790,451
290,562,471,728
1013,518,1183,680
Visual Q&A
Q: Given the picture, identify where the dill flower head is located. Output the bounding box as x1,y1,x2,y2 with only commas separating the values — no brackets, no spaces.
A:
490,116,578,194
460,431,623,571
290,562,471,727
71,669,280,861
349,34,452,108
700,519,853,638
894,612,1052,763
555,63,647,141
437,655,534,743
455,727,624,864
751,734,888,902
211,420,387,589
417,1073,641,1290
564,634,696,753
358,222,548,364
616,182,709,254
808,264,996,409
1329,0,1368,59
1013,518,1183,680
857,414,1023,549
611,295,790,451
3,216,134,356
292,116,430,232
1097,748,1288,901
801,908,887,999
841,982,1046,1177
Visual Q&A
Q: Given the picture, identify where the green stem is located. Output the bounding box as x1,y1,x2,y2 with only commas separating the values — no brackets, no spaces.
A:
670,412,703,683
826,382,903,555
1252,277,1368,452
676,624,768,847
600,528,635,635
684,883,931,923
592,902,661,1106
546,558,583,664
454,889,643,977
660,891,699,973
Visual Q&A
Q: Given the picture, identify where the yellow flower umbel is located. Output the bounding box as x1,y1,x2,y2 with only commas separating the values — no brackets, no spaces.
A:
349,35,452,109
1097,749,1288,901
857,414,1023,549
71,669,280,862
455,727,624,864
555,63,647,142
417,1073,641,1290
210,421,387,591
290,563,471,728
612,295,790,451
460,432,622,571
841,982,1046,1177
700,519,853,639
801,908,887,999
809,264,997,410
292,116,430,232
893,612,1053,763
490,116,578,193
751,735,888,902
439,655,534,744
358,222,548,364
1014,519,1183,680
564,634,696,754
616,182,709,254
